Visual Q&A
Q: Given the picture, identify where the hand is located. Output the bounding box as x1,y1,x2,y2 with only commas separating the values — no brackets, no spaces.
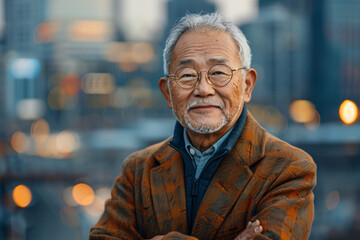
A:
234,220,263,240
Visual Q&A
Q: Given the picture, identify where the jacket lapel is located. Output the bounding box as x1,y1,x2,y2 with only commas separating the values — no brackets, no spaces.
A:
150,144,188,234
192,113,266,239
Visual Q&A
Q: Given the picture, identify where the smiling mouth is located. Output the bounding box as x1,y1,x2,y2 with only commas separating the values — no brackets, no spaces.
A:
189,105,220,112
186,100,224,113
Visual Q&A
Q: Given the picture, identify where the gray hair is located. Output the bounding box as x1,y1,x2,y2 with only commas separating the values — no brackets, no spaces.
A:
163,12,252,75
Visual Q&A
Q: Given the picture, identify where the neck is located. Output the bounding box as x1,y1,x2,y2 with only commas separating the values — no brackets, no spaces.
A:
186,124,232,152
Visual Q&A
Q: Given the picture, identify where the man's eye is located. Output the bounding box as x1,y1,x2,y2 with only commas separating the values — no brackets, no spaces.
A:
211,71,225,75
180,74,196,79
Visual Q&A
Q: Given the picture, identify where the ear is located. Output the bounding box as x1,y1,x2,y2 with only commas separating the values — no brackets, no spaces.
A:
158,77,173,109
243,68,257,103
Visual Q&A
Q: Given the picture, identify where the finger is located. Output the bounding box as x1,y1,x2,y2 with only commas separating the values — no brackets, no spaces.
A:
252,219,260,226
254,225,263,234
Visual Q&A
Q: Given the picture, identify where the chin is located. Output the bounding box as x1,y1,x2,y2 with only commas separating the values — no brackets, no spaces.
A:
184,116,229,134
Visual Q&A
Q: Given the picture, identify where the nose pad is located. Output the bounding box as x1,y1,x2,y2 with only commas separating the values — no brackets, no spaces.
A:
193,71,215,96
198,71,211,86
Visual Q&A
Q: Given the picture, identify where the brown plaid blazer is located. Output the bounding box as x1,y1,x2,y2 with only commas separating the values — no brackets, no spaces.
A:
89,113,316,240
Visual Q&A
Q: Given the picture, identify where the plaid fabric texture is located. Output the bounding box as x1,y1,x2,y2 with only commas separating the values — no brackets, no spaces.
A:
89,113,316,240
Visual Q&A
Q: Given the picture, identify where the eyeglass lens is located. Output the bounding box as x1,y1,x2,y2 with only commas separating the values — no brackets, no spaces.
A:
175,64,233,88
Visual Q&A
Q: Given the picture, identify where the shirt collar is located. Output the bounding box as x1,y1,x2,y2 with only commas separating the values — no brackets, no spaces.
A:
183,123,234,158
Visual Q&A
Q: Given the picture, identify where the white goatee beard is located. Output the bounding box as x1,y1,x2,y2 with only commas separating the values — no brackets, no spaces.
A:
184,112,228,134
179,99,230,134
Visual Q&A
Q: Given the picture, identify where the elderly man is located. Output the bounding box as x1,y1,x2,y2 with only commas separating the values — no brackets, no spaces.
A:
89,13,316,240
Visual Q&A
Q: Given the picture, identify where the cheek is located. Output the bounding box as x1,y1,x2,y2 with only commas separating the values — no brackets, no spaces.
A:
222,84,245,114
225,83,243,103
170,91,187,112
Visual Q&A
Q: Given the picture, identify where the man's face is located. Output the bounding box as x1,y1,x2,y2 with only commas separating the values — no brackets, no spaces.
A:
159,29,257,135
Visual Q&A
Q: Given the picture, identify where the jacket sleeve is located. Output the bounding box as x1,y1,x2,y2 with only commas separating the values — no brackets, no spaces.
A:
89,157,199,240
89,157,144,240
252,157,317,240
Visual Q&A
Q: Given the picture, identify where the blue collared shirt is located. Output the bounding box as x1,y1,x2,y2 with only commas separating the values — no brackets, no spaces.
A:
183,126,234,179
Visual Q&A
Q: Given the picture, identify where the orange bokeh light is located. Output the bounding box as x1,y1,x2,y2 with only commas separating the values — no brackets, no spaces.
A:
68,20,111,42
339,100,358,125
31,119,50,143
289,100,317,124
72,183,95,206
60,75,81,96
33,22,58,43
12,185,32,208
11,131,30,153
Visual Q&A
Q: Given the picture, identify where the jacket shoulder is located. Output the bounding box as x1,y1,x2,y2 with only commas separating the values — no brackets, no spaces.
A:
262,132,316,177
122,137,172,170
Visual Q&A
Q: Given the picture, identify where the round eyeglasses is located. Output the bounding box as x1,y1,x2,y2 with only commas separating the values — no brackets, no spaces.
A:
167,64,247,89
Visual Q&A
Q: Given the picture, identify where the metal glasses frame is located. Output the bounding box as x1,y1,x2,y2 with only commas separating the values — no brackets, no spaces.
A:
167,64,248,89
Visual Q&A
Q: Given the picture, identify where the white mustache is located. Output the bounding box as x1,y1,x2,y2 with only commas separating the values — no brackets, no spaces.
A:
186,99,224,111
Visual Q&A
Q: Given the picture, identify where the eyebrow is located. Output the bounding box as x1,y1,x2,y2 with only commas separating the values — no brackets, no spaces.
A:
178,59,194,66
208,58,228,64
177,58,228,67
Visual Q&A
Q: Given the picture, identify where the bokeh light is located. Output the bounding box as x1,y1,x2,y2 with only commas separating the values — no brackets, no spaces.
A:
12,185,32,208
339,100,358,125
82,196,105,216
119,62,138,72
60,75,81,96
68,20,111,42
131,42,155,64
31,119,50,143
96,187,111,202
33,131,80,158
104,42,155,65
35,134,57,158
46,134,58,157
289,100,317,124
10,58,41,79
11,131,30,153
16,99,46,120
83,73,115,94
63,187,78,206
33,22,59,43
55,131,79,157
326,190,340,211
72,183,95,206
305,110,321,131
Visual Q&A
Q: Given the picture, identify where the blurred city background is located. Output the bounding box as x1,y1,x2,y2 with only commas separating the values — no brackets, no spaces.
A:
0,0,359,239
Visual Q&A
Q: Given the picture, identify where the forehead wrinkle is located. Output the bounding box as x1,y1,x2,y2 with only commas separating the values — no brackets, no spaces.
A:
175,57,229,70
177,55,229,63
170,30,241,71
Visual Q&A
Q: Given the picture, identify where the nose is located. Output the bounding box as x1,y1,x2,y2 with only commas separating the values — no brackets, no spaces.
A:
193,71,216,97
